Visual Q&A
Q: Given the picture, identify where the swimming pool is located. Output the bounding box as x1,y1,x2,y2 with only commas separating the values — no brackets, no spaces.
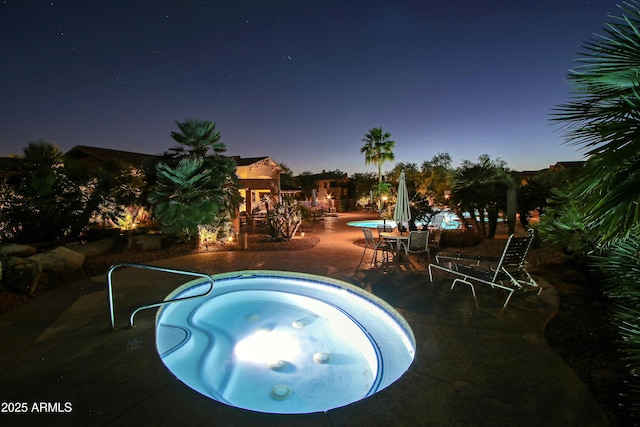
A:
347,219,398,229
155,270,415,414
347,214,462,230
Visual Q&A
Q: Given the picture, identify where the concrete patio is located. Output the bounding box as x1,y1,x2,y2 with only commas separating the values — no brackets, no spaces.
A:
0,212,610,426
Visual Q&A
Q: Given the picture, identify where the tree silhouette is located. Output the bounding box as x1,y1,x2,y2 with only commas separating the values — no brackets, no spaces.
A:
360,127,395,211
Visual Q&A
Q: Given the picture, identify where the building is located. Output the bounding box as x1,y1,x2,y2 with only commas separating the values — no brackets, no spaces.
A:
297,170,351,211
549,161,586,172
0,157,24,178
64,145,158,170
60,146,282,221
233,156,282,214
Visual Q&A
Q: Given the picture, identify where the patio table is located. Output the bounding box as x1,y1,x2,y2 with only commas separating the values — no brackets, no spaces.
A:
379,232,409,261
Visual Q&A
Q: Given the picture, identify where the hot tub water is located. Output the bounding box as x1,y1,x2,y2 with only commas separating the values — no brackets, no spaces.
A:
156,271,415,414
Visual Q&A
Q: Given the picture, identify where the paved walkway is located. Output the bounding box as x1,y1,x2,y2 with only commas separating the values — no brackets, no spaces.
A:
0,212,610,426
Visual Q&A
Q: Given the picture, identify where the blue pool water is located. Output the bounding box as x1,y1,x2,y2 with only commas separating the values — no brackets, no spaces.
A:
155,270,415,414
347,215,462,230
347,219,398,229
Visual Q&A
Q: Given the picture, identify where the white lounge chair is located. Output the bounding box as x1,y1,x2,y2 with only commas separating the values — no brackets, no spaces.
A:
428,230,542,316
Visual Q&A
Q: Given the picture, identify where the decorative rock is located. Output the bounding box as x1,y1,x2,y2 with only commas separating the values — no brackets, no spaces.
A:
67,237,116,257
27,246,85,274
2,256,41,295
127,235,162,251
0,243,37,257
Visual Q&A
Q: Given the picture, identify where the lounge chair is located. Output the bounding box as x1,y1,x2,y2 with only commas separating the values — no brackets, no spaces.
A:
362,228,394,267
428,230,542,316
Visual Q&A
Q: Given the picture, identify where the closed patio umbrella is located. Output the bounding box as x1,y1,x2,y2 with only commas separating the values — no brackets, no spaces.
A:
393,171,411,234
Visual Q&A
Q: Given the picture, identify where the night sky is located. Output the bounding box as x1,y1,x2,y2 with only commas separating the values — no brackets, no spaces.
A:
0,1,617,174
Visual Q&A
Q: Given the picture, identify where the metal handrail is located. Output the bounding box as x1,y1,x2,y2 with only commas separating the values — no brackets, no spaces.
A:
107,262,214,331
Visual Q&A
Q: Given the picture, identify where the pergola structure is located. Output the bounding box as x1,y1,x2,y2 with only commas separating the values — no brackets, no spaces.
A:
233,156,282,215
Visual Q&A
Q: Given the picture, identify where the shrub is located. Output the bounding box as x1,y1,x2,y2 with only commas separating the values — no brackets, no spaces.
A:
439,229,483,248
538,188,600,265
197,220,233,250
0,141,84,243
265,197,302,241
148,156,226,244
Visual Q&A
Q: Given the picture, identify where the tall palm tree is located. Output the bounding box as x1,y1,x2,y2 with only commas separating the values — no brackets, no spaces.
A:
360,127,396,211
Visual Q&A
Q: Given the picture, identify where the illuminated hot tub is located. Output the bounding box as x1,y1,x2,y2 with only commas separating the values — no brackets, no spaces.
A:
156,270,415,414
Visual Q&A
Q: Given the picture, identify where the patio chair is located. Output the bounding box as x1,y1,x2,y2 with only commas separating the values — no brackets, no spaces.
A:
428,228,443,259
427,230,542,316
406,230,430,263
361,228,394,267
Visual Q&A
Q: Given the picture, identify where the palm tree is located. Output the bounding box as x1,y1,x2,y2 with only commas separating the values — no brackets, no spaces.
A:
148,156,224,243
550,2,640,416
551,2,640,243
0,140,83,242
22,139,65,171
169,119,226,158
360,127,396,211
149,119,241,244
